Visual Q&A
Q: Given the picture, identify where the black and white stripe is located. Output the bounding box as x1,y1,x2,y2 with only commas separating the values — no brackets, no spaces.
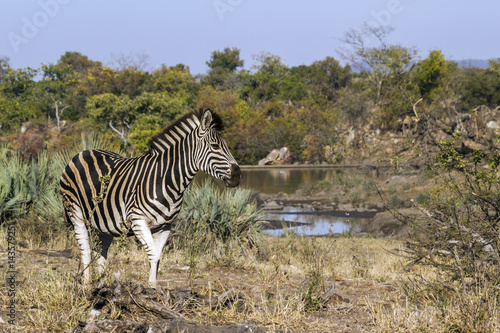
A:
60,109,241,287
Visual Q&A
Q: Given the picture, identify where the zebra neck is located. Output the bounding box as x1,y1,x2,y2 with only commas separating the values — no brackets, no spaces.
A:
156,131,199,195
149,114,200,154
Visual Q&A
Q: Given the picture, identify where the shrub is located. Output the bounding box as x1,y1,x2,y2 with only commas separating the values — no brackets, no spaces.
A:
170,180,264,260
396,132,500,331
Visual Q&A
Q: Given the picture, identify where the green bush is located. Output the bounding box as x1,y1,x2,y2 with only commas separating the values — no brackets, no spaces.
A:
170,180,264,259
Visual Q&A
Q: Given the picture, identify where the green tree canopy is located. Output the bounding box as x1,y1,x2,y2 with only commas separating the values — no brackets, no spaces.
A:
0,67,41,131
58,51,102,74
414,50,455,99
205,47,244,89
0,56,10,82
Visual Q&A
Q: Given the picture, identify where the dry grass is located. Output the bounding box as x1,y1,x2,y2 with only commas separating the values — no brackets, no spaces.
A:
1,221,499,332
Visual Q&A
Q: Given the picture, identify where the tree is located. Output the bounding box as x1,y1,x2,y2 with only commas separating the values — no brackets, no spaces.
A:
78,66,117,97
297,101,339,163
113,68,147,98
414,50,454,100
0,56,10,82
458,66,500,112
87,92,187,150
397,133,500,330
110,51,150,71
86,93,133,145
239,53,294,103
488,58,500,72
207,47,244,73
205,47,244,89
0,67,41,132
128,114,163,154
339,23,417,128
339,24,414,103
58,51,102,74
127,91,187,155
36,64,77,129
293,57,352,103
150,64,198,102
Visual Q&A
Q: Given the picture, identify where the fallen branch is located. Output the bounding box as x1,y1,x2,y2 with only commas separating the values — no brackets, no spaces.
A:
75,319,263,333
410,199,496,255
91,282,184,320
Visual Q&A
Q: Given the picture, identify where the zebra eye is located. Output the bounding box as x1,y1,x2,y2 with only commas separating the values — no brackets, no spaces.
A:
210,143,219,149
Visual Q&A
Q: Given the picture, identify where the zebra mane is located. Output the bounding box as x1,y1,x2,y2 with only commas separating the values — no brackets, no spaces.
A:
147,109,224,152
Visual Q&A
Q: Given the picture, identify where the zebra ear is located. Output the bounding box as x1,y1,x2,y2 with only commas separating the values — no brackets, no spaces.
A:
201,109,212,130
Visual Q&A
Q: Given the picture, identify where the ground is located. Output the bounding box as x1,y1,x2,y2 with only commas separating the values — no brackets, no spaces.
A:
1,222,410,332
2,168,491,332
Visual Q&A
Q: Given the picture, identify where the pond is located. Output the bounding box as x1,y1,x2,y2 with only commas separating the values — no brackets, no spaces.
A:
240,166,349,194
196,166,381,236
263,206,373,236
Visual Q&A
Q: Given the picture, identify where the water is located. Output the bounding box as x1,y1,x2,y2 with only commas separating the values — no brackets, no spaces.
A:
263,206,367,236
240,167,344,194
194,167,378,236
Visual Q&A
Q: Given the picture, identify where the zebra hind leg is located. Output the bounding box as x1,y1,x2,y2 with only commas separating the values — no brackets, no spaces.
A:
69,208,92,287
151,227,171,282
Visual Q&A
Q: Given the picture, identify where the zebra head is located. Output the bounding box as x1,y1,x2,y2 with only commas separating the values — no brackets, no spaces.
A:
196,109,241,187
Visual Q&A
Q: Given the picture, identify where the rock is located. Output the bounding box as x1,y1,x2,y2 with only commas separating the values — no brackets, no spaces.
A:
362,211,407,237
263,201,282,210
279,147,288,160
267,149,280,161
75,319,264,333
346,128,356,146
464,139,487,151
487,120,499,130
258,147,290,165
338,203,354,211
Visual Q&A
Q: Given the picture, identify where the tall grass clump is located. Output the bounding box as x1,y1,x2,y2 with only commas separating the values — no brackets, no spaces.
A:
0,147,61,222
170,180,264,261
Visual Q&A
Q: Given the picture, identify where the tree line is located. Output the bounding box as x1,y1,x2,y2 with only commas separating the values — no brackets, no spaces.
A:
1,25,499,164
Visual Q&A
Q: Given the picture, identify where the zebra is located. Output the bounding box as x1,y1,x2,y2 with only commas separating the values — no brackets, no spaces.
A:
60,109,241,288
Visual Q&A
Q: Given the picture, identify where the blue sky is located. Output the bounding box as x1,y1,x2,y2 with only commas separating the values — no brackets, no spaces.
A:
1,0,499,74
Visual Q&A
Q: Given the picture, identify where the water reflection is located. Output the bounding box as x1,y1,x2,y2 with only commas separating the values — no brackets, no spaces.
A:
263,206,365,236
194,166,377,195
241,167,345,194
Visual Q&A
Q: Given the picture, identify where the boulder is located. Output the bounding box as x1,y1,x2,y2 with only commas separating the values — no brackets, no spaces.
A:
258,147,290,165
258,149,280,165
487,120,499,130
279,147,288,160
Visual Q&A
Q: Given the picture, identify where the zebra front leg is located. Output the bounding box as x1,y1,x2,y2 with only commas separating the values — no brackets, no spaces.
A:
131,219,162,288
95,233,114,278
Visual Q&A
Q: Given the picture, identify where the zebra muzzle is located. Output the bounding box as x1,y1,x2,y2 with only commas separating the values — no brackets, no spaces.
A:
224,163,242,187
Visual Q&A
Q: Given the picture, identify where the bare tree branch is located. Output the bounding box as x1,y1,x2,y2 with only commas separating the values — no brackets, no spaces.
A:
109,121,128,146
110,51,150,71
